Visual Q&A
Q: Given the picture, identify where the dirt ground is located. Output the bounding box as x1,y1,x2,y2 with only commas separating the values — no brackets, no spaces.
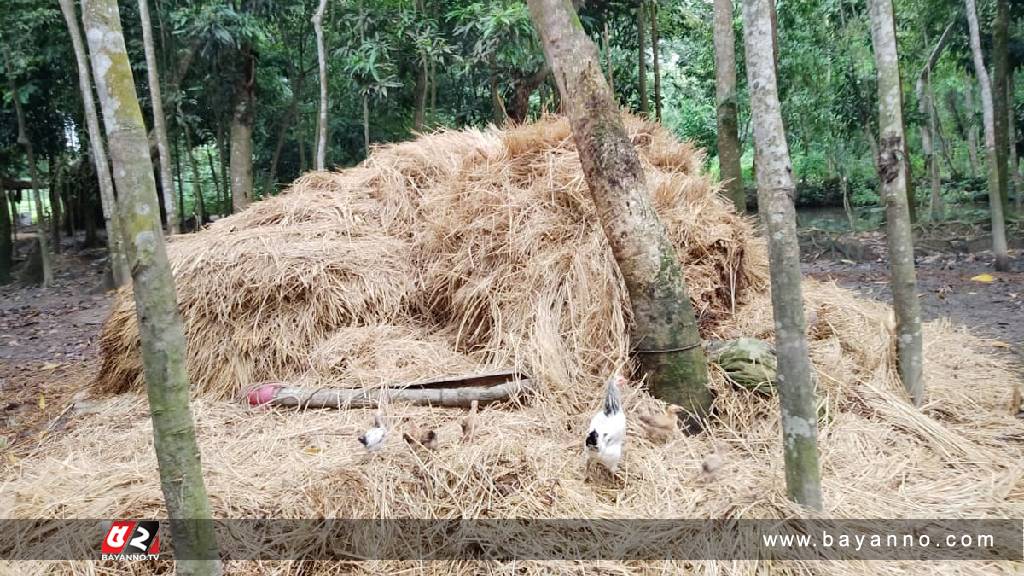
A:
1,226,1021,460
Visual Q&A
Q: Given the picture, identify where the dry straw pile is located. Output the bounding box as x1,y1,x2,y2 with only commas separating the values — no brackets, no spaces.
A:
2,116,1022,576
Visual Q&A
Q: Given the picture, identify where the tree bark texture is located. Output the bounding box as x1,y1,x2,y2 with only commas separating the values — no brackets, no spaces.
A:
312,0,329,170
230,46,255,212
868,0,925,406
138,0,177,234
59,0,130,286
527,0,713,427
741,0,823,510
80,0,221,572
713,0,745,212
965,0,1011,271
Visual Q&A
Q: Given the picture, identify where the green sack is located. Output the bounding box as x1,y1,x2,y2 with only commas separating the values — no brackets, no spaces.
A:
710,337,777,394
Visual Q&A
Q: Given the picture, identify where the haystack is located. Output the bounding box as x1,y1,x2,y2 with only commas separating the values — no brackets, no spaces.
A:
3,116,1021,576
96,115,765,401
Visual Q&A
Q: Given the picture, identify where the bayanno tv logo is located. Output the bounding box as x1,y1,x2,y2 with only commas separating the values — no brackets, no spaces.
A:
101,520,161,560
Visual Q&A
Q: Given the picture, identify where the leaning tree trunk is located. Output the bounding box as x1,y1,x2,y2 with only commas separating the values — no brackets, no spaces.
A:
965,0,1011,271
649,1,662,122
741,0,823,510
80,0,221,573
636,1,649,117
4,58,53,288
312,0,329,170
58,0,130,286
139,0,177,235
713,0,745,212
868,0,925,406
230,46,256,213
527,0,713,429
994,0,1011,210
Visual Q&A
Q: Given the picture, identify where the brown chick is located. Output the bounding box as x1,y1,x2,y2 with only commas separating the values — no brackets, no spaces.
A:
639,404,684,443
701,442,728,478
461,399,478,442
403,424,439,451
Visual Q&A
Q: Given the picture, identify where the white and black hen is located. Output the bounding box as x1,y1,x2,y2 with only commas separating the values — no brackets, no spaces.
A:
585,374,627,472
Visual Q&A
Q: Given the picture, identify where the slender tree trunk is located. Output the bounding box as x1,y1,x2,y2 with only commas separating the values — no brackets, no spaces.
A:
173,133,186,227
230,46,255,212
312,0,329,170
415,53,428,131
59,0,129,285
80,1,221,572
636,1,648,117
363,93,371,159
0,184,10,283
649,1,661,122
713,0,745,212
183,123,205,227
964,83,981,177
48,160,63,253
206,146,220,209
215,123,229,212
603,21,614,97
266,101,297,196
741,0,823,510
965,0,1011,271
1010,73,1023,207
4,59,52,287
927,79,944,220
994,0,1010,210
916,21,953,221
138,0,177,235
298,121,308,172
527,0,713,429
869,0,925,405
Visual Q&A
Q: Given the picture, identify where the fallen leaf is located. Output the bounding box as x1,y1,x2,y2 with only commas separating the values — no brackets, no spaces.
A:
971,273,995,283
37,394,46,410
302,446,322,455
40,362,59,371
991,341,1011,349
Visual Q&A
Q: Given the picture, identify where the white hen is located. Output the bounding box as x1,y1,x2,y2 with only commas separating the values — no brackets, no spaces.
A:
358,412,387,452
585,374,627,472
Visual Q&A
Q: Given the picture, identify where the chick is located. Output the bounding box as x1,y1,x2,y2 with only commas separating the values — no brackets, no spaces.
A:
461,399,479,442
701,442,728,478
585,374,627,473
638,404,685,444
403,423,439,450
357,412,387,452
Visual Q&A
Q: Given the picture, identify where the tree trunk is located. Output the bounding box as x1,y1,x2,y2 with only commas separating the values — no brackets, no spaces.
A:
636,1,648,117
965,0,1011,271
215,123,229,212
183,121,205,228
48,161,63,253
916,21,953,222
994,0,1010,210
527,0,713,429
1010,73,1023,206
312,0,329,170
741,0,823,510
138,0,177,235
415,53,428,131
79,1,221,572
4,59,52,288
174,132,186,227
0,185,10,283
868,0,925,406
927,79,944,220
603,21,614,96
230,46,255,213
363,93,371,159
266,100,297,196
964,83,981,177
206,146,220,210
649,1,661,122
713,0,745,213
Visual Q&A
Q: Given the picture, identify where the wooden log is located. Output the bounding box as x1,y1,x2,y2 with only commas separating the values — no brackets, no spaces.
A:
245,371,533,410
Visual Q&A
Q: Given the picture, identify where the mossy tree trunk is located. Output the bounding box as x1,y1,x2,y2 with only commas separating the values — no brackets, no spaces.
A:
527,0,713,428
4,58,53,288
993,0,1010,210
230,46,255,213
965,0,1011,271
741,0,823,510
713,0,745,213
868,0,925,406
80,0,221,572
58,0,130,286
312,0,329,170
139,0,177,235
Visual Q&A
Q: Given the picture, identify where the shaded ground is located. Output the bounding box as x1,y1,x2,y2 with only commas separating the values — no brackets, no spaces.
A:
801,227,1024,349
